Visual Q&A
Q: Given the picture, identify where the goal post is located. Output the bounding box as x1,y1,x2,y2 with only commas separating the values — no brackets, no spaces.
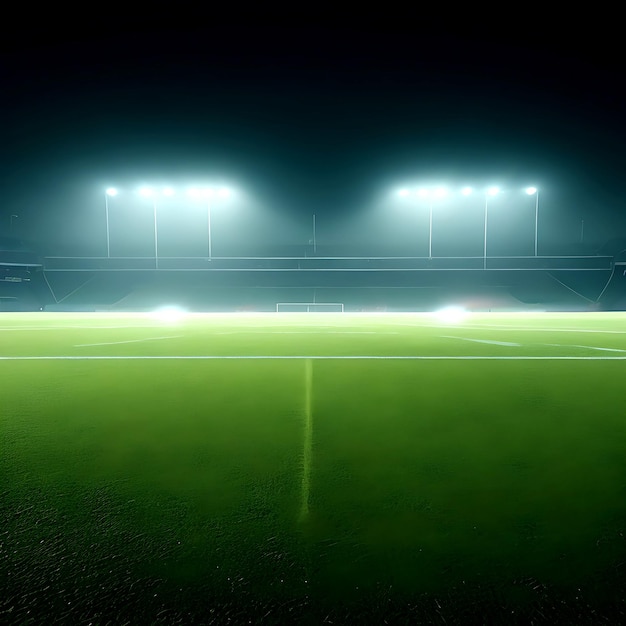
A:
276,302,344,313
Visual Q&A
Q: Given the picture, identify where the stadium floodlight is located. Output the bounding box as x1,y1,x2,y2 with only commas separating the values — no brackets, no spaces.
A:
137,187,159,268
103,189,119,257
461,186,473,196
525,186,540,256
483,187,500,269
394,186,449,260
162,187,175,197
186,185,235,259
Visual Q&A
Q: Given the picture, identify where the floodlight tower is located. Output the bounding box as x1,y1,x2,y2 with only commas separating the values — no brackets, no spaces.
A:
484,186,500,270
396,187,447,259
525,187,539,256
138,186,158,268
188,186,232,259
104,188,118,257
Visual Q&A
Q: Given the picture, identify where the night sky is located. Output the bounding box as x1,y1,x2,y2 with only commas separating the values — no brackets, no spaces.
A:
1,16,624,257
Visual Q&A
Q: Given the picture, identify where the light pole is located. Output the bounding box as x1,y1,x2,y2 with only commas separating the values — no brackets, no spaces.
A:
525,187,539,256
139,187,158,269
9,215,18,235
397,187,447,259
188,186,232,259
416,189,432,259
104,188,118,257
484,186,500,270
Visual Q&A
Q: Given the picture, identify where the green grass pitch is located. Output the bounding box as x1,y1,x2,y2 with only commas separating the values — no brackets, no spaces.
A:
2,311,626,623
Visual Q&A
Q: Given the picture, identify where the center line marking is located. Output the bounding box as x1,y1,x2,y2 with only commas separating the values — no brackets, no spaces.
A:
300,359,314,522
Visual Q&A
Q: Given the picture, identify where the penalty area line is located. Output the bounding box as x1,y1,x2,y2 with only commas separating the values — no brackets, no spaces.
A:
3,355,626,360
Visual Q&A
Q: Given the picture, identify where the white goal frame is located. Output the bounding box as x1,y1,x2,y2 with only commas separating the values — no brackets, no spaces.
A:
276,302,345,313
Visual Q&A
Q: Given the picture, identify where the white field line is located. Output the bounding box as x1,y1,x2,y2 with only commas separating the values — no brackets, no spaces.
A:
300,359,314,522
74,336,183,347
440,336,521,347
545,343,626,353
0,325,168,331
3,355,626,361
214,331,398,335
454,324,626,334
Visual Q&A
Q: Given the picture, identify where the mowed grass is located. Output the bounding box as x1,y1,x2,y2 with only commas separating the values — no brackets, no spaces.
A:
2,311,626,623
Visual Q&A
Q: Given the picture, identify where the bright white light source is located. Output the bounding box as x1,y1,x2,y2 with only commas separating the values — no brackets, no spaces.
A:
217,187,232,199
150,305,187,322
162,187,175,197
461,186,473,196
486,186,500,197
201,188,215,199
433,187,448,199
396,188,411,198
106,187,118,197
525,186,537,195
433,305,468,323
139,186,154,198
417,188,429,198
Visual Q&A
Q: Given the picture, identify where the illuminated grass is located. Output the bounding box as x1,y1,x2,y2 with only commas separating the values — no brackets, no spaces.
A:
2,312,626,622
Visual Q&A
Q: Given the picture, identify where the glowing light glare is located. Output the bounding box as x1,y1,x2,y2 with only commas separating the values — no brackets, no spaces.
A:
396,188,411,198
461,186,473,196
525,186,538,195
217,187,232,199
106,187,118,197
162,187,175,197
486,186,500,197
149,305,187,322
433,305,468,323
433,187,448,199
139,186,154,198
417,188,429,199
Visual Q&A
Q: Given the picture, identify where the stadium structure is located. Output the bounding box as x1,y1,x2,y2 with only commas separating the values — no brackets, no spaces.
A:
2,236,626,313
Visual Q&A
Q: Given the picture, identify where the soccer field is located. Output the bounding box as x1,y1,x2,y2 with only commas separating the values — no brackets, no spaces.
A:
2,311,626,623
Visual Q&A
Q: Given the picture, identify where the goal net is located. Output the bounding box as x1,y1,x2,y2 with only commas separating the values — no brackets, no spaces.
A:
276,302,344,313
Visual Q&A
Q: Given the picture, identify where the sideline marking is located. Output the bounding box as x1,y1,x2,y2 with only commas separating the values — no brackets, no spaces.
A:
2,355,626,361
75,336,183,347
300,359,314,522
440,336,521,347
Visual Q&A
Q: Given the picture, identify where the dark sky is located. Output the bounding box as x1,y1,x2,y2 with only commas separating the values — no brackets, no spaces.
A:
1,15,624,256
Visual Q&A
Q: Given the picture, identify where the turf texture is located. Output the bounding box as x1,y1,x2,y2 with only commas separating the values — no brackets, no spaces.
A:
1,311,626,623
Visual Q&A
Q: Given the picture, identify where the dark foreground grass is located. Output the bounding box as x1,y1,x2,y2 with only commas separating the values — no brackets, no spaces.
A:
2,313,626,623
